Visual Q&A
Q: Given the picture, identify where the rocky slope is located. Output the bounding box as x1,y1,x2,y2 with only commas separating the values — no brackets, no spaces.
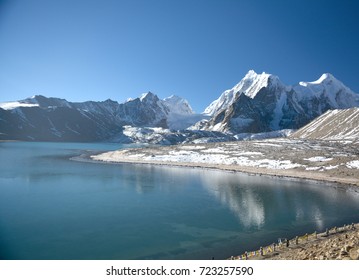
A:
265,225,359,260
232,224,359,260
291,107,359,142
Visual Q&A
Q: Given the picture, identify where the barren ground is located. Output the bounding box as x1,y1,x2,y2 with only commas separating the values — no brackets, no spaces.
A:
92,138,359,187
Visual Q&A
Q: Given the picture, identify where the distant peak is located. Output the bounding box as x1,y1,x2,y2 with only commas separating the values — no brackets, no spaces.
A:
104,98,116,103
244,70,273,79
29,94,47,100
163,94,194,115
243,70,281,84
163,95,189,104
244,69,258,78
164,94,181,100
299,73,341,87
140,91,158,102
315,73,336,83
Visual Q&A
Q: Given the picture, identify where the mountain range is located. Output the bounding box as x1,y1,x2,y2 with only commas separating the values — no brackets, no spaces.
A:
199,70,359,134
1,70,358,143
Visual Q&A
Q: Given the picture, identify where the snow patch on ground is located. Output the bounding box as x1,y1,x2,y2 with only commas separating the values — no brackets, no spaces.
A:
180,145,206,150
304,156,333,162
94,148,302,170
347,160,359,169
254,143,282,147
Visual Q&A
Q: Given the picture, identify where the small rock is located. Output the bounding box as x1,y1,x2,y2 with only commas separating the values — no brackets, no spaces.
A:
349,247,359,260
344,245,353,252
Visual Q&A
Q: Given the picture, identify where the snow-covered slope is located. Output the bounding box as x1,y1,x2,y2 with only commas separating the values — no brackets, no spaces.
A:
112,125,235,145
203,70,284,116
291,107,359,142
200,70,359,134
163,95,194,115
162,95,206,130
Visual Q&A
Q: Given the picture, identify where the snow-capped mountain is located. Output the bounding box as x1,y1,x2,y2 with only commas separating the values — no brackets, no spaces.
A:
200,70,359,134
291,107,359,142
162,95,207,130
163,95,194,115
203,70,284,116
1,70,358,143
0,93,199,141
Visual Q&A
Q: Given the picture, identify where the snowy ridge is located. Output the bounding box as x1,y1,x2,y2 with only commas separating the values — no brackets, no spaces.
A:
294,73,359,108
0,92,207,142
201,70,359,134
2,70,359,143
203,70,283,116
0,101,39,110
163,95,194,115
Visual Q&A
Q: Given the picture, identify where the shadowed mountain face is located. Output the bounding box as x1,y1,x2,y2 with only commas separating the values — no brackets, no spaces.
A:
0,93,196,142
0,105,122,141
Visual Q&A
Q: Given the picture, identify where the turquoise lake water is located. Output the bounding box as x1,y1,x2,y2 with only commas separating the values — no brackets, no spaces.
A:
0,142,359,260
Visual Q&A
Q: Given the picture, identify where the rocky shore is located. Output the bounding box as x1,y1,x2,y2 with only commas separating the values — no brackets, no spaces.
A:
239,224,359,260
91,138,359,187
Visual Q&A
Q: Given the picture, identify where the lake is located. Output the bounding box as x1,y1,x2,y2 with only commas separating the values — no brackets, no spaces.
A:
0,142,359,260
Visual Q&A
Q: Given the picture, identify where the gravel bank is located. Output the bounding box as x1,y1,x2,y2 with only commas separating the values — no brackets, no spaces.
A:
91,138,359,187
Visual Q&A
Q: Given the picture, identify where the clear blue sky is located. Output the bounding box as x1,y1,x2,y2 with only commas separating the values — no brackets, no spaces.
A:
1,0,358,112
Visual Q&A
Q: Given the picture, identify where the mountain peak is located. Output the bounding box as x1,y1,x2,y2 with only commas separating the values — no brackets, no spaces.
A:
244,70,270,80
139,91,158,102
203,70,282,115
234,70,282,99
299,73,342,88
310,73,337,85
163,95,194,115
164,95,182,101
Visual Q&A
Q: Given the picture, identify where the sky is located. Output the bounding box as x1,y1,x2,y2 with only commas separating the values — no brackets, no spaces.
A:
0,0,358,112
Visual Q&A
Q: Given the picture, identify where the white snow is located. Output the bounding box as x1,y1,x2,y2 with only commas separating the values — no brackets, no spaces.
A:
0,101,39,110
93,147,303,170
253,142,282,147
163,95,194,115
139,92,152,101
347,160,359,169
304,156,333,162
167,113,206,130
203,70,282,116
305,167,321,171
237,151,263,156
324,165,339,170
181,145,206,150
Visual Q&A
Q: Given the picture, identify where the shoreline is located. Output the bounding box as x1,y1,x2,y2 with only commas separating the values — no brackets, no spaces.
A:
87,139,359,188
88,155,359,188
